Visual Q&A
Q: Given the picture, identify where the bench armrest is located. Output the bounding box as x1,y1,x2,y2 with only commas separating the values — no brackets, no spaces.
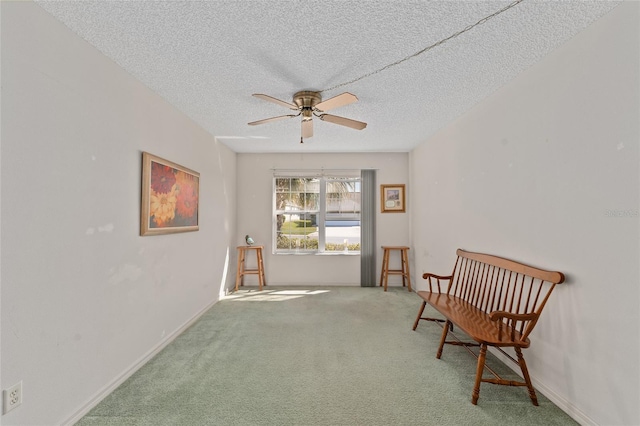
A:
489,311,539,342
422,273,453,280
421,273,453,293
489,311,537,322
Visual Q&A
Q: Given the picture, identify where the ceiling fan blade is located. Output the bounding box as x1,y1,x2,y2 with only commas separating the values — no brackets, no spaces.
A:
248,114,297,126
319,114,367,130
314,92,358,112
302,119,313,139
252,94,298,110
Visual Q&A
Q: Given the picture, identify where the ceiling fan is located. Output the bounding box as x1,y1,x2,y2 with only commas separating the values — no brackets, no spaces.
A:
248,91,367,140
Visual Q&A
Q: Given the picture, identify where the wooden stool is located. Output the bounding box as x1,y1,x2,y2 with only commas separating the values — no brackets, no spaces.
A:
235,245,266,291
379,246,412,292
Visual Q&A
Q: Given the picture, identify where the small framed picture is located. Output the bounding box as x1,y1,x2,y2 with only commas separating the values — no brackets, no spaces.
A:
380,184,406,213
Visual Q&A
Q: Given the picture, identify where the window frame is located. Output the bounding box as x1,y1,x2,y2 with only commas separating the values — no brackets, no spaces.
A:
273,173,361,255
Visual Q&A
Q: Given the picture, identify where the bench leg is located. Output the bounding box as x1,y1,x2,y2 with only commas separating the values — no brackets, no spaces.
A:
436,320,451,359
413,302,453,332
472,344,488,405
412,301,426,330
516,347,539,406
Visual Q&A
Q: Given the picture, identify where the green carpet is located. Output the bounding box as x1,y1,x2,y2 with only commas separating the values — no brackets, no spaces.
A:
77,287,577,425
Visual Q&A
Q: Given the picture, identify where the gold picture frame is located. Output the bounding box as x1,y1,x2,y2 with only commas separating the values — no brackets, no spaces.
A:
141,152,200,236
380,184,406,213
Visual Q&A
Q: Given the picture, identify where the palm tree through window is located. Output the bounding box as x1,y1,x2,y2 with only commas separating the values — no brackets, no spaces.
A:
274,176,361,253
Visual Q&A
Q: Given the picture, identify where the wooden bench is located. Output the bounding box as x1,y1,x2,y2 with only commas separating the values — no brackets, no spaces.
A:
412,249,565,405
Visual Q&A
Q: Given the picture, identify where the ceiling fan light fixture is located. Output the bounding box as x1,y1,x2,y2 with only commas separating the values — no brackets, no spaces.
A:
301,109,313,121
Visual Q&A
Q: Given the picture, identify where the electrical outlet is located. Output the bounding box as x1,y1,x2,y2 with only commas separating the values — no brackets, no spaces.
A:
3,381,22,414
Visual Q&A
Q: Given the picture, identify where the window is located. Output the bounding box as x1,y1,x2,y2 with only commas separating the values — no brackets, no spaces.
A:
274,174,361,254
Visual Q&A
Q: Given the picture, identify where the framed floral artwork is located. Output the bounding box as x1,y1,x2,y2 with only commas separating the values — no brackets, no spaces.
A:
141,152,200,236
380,184,406,213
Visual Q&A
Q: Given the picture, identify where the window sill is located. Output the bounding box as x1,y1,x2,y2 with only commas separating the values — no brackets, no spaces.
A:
275,251,361,256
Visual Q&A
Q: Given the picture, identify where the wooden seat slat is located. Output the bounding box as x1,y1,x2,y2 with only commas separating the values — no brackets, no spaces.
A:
417,292,528,347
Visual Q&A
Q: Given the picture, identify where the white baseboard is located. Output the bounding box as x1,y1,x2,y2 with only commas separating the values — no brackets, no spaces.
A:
531,374,595,426
240,282,360,287
62,298,220,426
490,348,595,426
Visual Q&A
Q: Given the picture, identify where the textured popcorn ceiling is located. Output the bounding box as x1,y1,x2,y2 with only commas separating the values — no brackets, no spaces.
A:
36,1,619,153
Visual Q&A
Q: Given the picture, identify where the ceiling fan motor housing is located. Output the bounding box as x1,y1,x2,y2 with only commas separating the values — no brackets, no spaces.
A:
293,91,322,109
294,91,321,122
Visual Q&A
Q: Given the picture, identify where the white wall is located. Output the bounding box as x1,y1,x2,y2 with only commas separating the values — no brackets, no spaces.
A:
0,3,237,425
237,153,410,286
410,3,639,425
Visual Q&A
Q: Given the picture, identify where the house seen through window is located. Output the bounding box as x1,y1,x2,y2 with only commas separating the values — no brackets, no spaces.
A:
274,175,361,254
